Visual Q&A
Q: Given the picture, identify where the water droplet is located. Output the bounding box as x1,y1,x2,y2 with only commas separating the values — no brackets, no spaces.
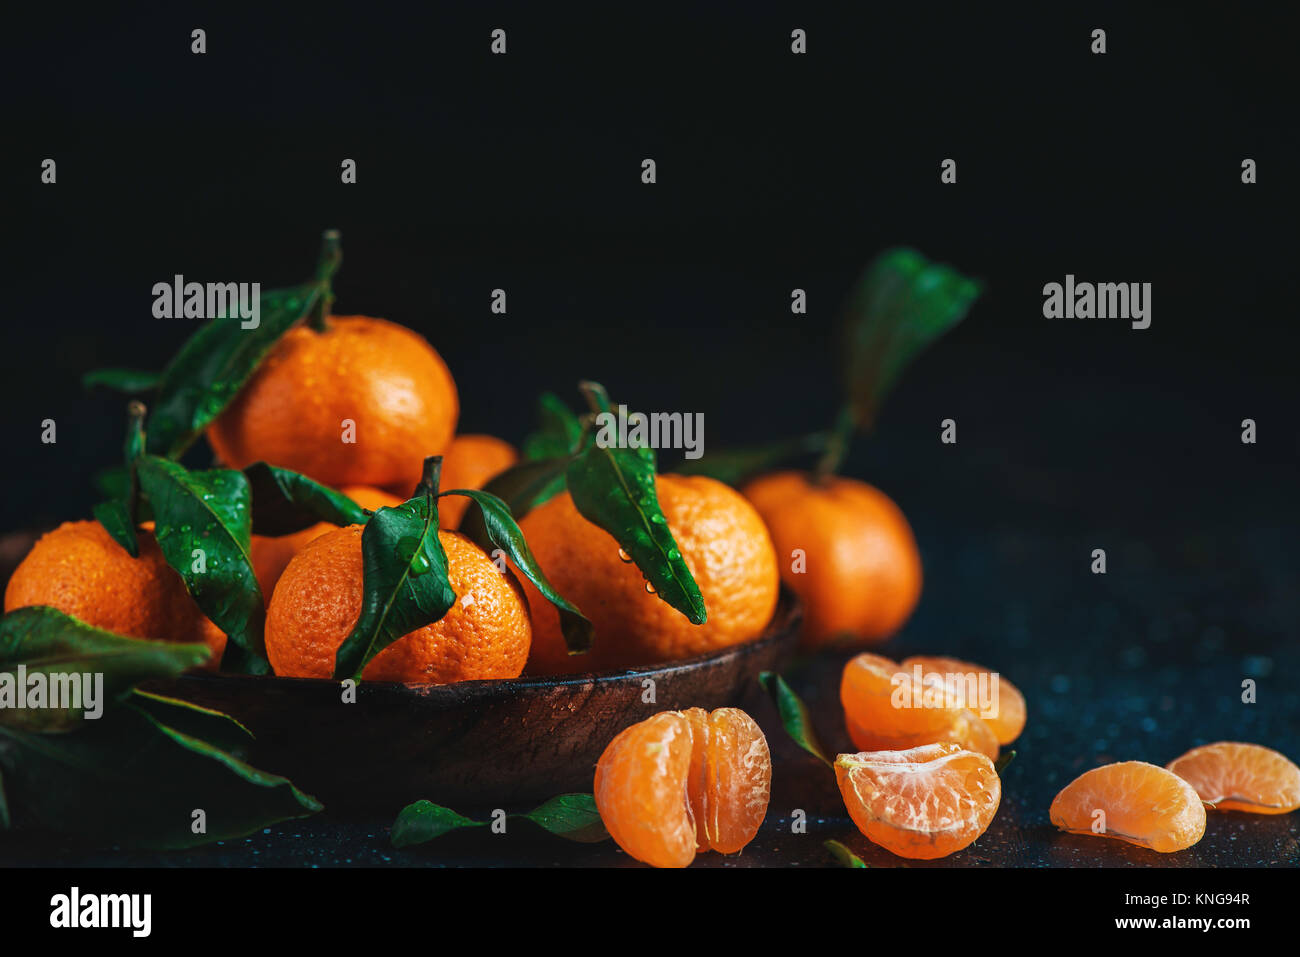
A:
650,514,666,525
644,581,656,594
667,548,680,561
617,548,633,563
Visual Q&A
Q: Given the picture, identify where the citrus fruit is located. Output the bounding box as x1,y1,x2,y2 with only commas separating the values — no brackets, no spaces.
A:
264,524,530,682
1166,742,1300,814
428,434,518,529
516,474,779,673
3,520,226,665
594,707,771,868
834,743,1001,860
207,315,458,491
1049,761,1207,852
899,655,1027,744
741,471,921,649
249,485,402,601
841,652,1000,760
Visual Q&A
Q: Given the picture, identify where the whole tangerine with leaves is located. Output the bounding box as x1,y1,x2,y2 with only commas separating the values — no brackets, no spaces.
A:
207,315,458,492
264,523,530,683
517,473,779,673
4,520,226,666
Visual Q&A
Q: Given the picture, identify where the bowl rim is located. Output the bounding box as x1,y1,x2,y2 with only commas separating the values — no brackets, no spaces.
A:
159,589,802,702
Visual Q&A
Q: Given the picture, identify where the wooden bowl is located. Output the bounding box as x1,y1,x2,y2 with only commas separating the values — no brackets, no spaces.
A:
144,591,802,812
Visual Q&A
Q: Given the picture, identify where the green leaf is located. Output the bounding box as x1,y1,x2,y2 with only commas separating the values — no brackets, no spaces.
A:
759,671,833,768
82,368,161,394
673,431,831,486
390,799,483,848
93,466,131,501
516,793,609,843
128,690,254,759
146,281,324,458
825,839,869,868
450,489,592,654
243,462,371,536
994,750,1017,774
565,396,706,626
0,607,210,731
92,499,138,558
0,703,320,849
841,248,982,429
136,456,267,673
468,456,572,525
333,492,455,681
522,392,584,461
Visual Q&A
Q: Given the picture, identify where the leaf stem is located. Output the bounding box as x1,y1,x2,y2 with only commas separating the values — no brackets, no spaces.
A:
416,455,444,499
309,229,342,332
813,405,857,484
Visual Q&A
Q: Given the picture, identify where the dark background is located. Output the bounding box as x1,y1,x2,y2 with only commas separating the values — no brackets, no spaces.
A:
2,4,1297,866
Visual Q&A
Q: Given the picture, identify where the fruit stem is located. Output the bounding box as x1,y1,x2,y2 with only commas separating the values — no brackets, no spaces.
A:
577,380,613,415
416,455,444,500
813,405,857,483
310,229,343,332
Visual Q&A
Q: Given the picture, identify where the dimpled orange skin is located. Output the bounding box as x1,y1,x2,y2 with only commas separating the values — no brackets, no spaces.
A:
517,474,779,674
594,707,771,868
900,655,1027,745
430,434,519,529
835,743,1001,860
207,315,458,492
742,471,921,649
1050,761,1207,853
841,652,1000,761
4,520,226,666
1166,742,1300,814
249,485,403,602
264,524,530,683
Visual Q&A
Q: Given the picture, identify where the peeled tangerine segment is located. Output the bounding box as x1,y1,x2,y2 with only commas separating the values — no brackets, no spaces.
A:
594,708,771,868
1166,741,1300,814
835,743,1001,860
898,655,1027,745
1050,761,1206,853
841,653,1000,761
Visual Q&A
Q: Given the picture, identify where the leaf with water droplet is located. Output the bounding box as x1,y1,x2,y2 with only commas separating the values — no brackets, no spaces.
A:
333,492,455,680
243,462,370,536
136,455,267,673
452,488,592,654
564,398,706,626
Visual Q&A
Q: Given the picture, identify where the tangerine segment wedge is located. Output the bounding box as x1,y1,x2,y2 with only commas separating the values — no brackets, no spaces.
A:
594,708,772,868
594,712,697,868
841,653,999,761
834,743,1001,860
1166,742,1300,814
1050,761,1206,853
899,655,1027,745
682,707,772,854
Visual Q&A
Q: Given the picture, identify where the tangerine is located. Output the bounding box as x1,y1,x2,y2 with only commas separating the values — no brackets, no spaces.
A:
1049,761,1206,853
264,524,530,683
742,471,921,649
1166,741,1300,815
248,485,402,601
4,520,226,666
835,743,1001,860
517,474,778,673
594,707,771,868
899,655,1027,745
207,315,458,491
